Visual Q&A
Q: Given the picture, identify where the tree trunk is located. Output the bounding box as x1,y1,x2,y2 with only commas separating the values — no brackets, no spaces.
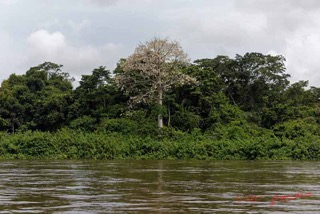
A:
158,88,163,128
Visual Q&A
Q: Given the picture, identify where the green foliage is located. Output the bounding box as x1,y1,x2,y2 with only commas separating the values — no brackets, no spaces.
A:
71,66,127,120
98,110,158,136
0,62,74,132
273,118,320,140
1,51,320,160
171,108,200,132
0,129,319,160
99,118,138,135
69,116,97,132
193,53,289,112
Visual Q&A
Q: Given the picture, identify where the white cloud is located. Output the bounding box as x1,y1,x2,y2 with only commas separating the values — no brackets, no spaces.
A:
0,0,17,5
87,0,117,6
233,0,320,86
86,0,160,7
0,31,13,82
0,31,25,82
68,19,90,33
162,5,269,59
284,26,320,86
26,29,126,81
27,30,66,58
2,0,320,87
158,1,320,86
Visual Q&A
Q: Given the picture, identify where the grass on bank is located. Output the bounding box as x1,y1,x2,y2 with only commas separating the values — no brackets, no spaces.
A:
0,126,319,160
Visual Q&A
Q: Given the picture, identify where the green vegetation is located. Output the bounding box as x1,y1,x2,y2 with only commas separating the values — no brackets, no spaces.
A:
0,128,320,160
1,38,320,160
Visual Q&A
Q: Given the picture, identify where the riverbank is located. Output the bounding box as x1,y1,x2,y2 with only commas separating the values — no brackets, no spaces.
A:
0,129,319,160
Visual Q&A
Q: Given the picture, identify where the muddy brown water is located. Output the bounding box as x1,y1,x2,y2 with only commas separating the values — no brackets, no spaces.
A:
0,160,318,213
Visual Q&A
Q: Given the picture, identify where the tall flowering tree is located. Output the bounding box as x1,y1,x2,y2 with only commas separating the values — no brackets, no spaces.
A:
116,37,196,128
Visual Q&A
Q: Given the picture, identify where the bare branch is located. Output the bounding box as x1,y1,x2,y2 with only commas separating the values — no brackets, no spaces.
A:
116,37,197,107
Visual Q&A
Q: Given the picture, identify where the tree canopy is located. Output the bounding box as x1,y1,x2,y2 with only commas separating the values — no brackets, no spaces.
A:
116,37,196,128
0,39,319,147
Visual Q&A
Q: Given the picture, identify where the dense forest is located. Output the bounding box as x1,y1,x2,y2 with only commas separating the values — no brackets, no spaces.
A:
0,38,320,160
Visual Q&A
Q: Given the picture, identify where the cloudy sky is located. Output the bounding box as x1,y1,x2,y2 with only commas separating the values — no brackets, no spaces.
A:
1,0,320,86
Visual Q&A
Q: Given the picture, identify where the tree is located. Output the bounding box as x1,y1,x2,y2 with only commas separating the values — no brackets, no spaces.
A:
0,62,74,132
71,66,127,122
25,62,74,131
116,37,196,128
231,53,290,111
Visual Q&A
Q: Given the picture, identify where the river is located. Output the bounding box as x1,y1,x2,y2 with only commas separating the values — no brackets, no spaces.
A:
0,160,318,213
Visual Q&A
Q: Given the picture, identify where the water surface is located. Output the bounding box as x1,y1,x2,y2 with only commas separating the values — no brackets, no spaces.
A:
0,160,318,213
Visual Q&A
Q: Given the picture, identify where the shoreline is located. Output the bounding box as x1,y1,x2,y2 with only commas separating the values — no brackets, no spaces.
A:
0,129,319,160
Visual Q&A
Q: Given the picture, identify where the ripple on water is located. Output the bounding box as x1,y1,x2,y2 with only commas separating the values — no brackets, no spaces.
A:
0,160,318,213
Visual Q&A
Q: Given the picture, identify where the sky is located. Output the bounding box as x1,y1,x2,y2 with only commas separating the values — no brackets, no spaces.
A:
1,0,320,86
